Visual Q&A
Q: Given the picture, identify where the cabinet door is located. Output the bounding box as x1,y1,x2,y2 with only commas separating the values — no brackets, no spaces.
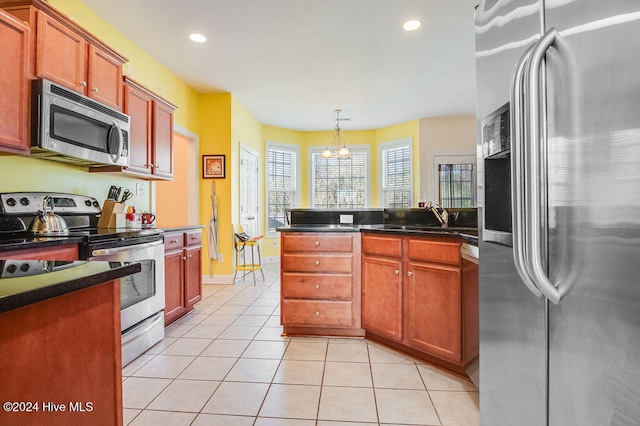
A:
123,81,153,174
164,250,185,325
404,261,462,362
35,10,86,94
184,246,202,307
362,255,403,342
152,101,173,179
87,44,123,110
0,10,30,154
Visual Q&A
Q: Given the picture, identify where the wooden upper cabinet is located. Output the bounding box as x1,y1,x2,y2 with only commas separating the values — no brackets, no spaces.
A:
87,43,124,109
35,10,86,94
1,0,127,110
123,79,153,174
152,100,174,179
0,9,30,155
120,77,176,180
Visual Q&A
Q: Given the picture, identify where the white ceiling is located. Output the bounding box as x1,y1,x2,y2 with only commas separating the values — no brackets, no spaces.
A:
80,0,478,131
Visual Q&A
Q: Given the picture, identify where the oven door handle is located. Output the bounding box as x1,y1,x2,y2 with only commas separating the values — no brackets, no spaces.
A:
91,239,163,257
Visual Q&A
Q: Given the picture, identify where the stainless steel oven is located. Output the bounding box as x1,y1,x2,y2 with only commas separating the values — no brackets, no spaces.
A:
89,236,165,366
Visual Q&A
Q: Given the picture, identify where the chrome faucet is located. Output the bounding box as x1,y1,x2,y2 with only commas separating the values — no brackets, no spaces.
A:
426,201,449,228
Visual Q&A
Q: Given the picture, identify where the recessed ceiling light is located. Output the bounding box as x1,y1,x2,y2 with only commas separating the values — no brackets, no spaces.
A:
403,19,421,32
189,33,207,43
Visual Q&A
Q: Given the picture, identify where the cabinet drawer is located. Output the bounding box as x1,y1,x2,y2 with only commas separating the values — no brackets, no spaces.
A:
282,273,352,300
362,234,402,257
282,254,353,273
185,230,202,247
282,233,353,253
407,238,461,265
163,233,185,251
282,300,353,327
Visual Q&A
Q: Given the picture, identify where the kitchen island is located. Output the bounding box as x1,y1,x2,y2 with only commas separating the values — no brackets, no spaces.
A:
0,260,140,426
278,208,478,376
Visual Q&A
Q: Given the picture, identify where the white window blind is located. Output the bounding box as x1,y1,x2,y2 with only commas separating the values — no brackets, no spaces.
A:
312,150,368,208
267,143,298,235
381,140,412,208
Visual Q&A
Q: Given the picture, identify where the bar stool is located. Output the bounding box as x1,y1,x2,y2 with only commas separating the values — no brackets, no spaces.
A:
232,224,265,286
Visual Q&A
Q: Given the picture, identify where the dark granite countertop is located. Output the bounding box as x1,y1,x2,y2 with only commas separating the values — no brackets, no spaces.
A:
0,260,141,314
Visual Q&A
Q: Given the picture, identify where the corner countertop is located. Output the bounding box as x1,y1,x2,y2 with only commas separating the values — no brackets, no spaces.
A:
0,260,141,314
277,224,478,245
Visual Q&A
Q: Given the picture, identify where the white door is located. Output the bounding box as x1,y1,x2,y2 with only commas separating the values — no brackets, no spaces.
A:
239,146,260,236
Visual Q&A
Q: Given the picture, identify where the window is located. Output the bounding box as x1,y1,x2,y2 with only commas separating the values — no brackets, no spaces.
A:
432,155,476,208
266,142,299,237
311,146,369,208
380,138,412,208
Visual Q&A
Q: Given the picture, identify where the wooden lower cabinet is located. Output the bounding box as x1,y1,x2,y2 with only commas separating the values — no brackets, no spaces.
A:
0,279,123,426
361,232,478,374
280,232,363,336
405,261,462,362
361,255,403,342
163,230,202,326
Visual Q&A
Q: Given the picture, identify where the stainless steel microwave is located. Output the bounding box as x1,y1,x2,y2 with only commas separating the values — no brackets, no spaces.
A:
31,78,130,167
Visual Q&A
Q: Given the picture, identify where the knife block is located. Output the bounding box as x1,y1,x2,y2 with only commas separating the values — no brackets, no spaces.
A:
98,200,126,228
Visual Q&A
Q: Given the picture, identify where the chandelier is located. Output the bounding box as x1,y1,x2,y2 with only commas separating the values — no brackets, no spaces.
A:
321,109,351,159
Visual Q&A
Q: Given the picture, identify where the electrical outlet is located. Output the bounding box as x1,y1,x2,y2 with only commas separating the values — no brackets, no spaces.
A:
218,253,224,263
340,214,354,224
135,183,144,196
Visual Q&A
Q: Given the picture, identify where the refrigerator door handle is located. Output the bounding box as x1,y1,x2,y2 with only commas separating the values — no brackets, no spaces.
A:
526,27,563,304
510,42,543,298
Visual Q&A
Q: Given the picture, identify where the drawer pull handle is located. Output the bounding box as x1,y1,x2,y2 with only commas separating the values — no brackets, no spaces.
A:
315,310,320,316
315,284,320,289
394,269,400,275
315,260,320,266
80,81,87,87
170,239,179,243
314,241,320,247
92,87,99,93
407,271,413,277
182,256,187,261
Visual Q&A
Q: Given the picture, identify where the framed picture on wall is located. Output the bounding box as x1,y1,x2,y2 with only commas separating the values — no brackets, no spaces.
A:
203,155,225,178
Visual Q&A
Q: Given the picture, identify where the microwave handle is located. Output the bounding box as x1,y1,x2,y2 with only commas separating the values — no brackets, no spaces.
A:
109,121,124,164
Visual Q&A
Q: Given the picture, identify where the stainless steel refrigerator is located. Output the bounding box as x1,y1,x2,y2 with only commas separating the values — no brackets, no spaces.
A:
475,1,640,424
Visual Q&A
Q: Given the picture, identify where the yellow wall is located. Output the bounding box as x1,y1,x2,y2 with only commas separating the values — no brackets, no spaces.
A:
262,120,419,208
198,94,232,275
155,133,190,227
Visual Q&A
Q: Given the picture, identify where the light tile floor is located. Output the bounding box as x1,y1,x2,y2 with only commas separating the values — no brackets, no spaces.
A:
122,261,479,426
